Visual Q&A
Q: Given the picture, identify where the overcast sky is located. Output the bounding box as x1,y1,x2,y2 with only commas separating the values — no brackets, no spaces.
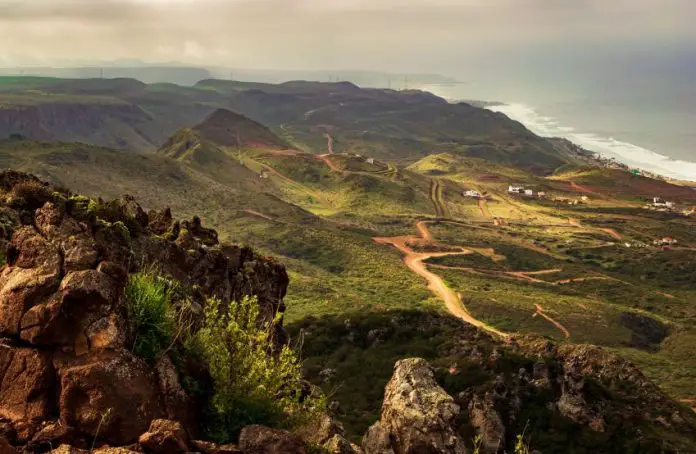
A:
0,0,693,73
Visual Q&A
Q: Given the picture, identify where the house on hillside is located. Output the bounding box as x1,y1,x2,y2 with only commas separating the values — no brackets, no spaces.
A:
537,192,547,199
653,237,678,247
366,158,375,165
523,189,534,197
652,197,675,209
508,185,524,194
464,189,482,198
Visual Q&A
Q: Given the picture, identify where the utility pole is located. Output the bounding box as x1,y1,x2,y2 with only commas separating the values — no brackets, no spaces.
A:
388,78,391,90
230,71,234,81
404,76,409,91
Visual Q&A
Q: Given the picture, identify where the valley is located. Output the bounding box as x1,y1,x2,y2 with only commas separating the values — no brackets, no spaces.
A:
1,75,696,450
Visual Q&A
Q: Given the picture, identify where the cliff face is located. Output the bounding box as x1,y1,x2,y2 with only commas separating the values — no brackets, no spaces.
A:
0,102,160,151
0,171,290,452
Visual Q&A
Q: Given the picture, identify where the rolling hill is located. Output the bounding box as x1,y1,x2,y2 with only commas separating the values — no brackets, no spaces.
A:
0,76,586,173
1,79,696,450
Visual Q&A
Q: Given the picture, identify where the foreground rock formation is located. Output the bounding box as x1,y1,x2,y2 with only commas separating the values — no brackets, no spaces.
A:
0,172,294,453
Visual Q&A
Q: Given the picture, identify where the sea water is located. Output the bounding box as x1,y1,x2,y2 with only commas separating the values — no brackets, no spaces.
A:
420,47,696,181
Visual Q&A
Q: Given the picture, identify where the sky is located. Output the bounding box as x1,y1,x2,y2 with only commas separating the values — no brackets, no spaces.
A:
0,0,694,73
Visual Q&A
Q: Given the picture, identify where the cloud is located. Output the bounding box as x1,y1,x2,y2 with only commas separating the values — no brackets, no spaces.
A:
0,0,693,71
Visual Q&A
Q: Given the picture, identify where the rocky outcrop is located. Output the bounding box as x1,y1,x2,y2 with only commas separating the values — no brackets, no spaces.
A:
238,425,307,454
0,171,290,451
362,358,467,454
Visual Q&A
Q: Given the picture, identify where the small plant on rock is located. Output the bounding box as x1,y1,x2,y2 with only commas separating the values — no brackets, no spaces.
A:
193,296,325,443
125,269,176,362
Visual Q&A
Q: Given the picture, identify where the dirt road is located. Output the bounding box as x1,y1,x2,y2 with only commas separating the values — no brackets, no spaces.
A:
317,154,341,172
534,304,571,338
478,198,492,220
373,222,508,338
324,132,334,154
570,181,598,195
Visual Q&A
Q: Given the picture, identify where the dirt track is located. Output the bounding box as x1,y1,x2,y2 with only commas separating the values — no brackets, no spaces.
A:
324,132,334,154
374,222,508,338
534,304,571,338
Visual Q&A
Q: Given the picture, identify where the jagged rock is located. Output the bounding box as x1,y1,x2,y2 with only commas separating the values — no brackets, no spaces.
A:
147,208,173,236
468,394,505,453
238,425,307,454
191,440,242,454
0,346,55,442
138,419,190,453
324,434,364,454
155,356,193,431
56,350,165,445
49,446,141,454
0,227,62,337
296,414,345,446
362,358,467,454
28,421,77,452
0,437,16,454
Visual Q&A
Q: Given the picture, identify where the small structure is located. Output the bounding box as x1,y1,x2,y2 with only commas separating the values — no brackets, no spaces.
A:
366,158,375,165
259,170,269,180
508,185,523,194
464,189,482,198
537,192,547,199
653,237,678,247
523,189,534,197
581,195,589,202
652,197,675,209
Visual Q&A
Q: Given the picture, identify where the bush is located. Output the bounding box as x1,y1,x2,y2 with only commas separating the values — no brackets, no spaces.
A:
193,296,325,443
125,270,175,362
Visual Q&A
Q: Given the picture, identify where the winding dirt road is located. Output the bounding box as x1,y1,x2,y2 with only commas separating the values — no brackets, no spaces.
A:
324,133,334,154
374,221,509,338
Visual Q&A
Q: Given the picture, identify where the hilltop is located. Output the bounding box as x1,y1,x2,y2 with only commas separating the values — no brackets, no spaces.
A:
0,76,585,173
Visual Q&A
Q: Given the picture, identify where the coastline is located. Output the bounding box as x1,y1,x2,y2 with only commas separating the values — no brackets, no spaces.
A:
419,84,696,183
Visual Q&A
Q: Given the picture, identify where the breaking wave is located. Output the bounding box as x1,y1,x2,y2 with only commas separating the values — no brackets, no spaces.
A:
486,103,696,181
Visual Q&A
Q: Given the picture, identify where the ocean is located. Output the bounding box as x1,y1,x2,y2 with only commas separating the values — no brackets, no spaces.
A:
420,46,696,181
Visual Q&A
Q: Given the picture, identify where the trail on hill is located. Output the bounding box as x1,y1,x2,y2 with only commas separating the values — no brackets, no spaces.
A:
569,181,598,195
324,132,334,154
534,304,571,338
373,221,508,338
568,217,623,241
478,198,492,220
429,179,449,218
317,154,341,172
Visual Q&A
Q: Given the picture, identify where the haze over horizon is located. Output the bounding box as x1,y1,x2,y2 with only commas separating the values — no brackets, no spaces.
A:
1,0,693,74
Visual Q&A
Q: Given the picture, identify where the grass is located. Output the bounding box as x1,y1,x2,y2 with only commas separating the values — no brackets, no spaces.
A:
125,270,175,362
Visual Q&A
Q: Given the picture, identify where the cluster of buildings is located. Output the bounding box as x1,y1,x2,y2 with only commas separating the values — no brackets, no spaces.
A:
507,185,546,198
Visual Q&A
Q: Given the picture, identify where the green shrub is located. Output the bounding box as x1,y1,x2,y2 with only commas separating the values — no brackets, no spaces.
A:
194,296,325,443
126,271,175,362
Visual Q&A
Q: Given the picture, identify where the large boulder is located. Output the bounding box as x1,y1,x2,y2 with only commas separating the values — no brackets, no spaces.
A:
55,350,165,445
138,419,190,453
362,358,467,454
0,346,55,442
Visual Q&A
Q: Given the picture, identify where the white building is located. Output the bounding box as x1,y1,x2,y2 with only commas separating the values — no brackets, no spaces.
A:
524,189,534,197
464,190,482,198
652,197,675,208
366,158,375,165
508,185,523,194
